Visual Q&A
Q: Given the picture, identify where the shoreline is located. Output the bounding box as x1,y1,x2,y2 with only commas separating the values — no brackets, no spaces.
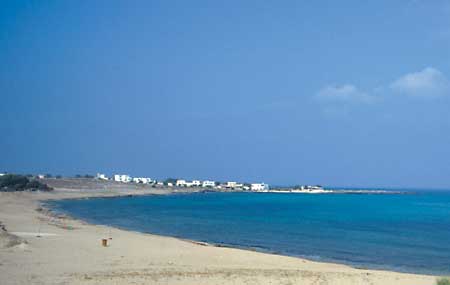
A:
45,193,441,277
0,188,439,284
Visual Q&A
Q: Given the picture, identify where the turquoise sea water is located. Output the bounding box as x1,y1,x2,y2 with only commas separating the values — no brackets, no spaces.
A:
48,191,450,275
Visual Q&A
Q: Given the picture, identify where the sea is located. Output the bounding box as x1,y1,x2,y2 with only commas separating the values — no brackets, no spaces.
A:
47,191,450,275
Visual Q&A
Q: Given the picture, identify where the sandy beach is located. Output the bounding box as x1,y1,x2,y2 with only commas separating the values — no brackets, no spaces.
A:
0,186,438,285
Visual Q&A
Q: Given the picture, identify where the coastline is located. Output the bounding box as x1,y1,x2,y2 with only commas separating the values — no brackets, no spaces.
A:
0,188,438,284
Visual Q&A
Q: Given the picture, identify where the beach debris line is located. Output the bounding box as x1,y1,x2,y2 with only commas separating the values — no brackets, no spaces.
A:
11,232,58,237
0,222,27,248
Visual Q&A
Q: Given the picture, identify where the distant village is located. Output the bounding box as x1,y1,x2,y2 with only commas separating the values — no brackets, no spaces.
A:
95,173,271,191
1,172,327,193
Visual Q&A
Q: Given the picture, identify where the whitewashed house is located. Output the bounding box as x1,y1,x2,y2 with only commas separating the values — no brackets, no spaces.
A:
114,174,131,183
96,173,109,180
132,177,153,184
191,180,201,187
251,183,270,191
225,181,243,189
176,179,187,187
202,180,215,187
226,181,238,188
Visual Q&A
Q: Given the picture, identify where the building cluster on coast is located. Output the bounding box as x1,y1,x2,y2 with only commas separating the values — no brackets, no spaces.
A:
96,173,270,191
2,171,326,193
2,172,403,195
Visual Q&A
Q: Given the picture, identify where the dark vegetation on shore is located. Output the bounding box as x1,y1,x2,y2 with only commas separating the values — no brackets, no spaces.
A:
0,174,53,192
438,277,450,285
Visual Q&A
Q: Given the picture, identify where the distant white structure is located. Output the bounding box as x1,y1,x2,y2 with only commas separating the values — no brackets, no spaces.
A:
96,173,109,180
167,182,173,187
132,177,153,184
202,180,215,187
114,174,131,183
300,185,323,191
226,181,238,188
37,174,45,179
0,173,5,177
251,183,270,191
156,181,164,186
179,180,202,187
225,181,243,189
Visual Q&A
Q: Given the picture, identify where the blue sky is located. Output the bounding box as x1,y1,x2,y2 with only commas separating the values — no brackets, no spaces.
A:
1,1,450,188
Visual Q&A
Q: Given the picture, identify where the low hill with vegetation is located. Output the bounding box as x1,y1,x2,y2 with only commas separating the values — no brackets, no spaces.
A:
0,174,53,192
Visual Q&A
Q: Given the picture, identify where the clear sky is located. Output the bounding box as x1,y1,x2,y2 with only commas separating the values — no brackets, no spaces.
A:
1,1,450,188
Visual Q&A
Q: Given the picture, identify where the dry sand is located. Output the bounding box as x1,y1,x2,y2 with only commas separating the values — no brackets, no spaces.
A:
0,187,438,285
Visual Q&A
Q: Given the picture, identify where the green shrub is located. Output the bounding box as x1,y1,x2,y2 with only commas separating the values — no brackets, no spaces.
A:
437,277,450,285
0,174,29,190
0,174,53,192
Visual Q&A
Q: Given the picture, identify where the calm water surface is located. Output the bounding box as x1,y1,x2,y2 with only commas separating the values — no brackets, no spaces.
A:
48,192,450,275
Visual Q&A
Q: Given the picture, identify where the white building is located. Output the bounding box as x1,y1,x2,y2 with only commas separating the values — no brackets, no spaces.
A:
300,185,323,191
0,173,5,177
251,183,270,191
191,180,201,187
132,177,153,184
225,181,243,189
96,173,109,180
176,179,187,187
202,180,215,187
114,174,131,183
